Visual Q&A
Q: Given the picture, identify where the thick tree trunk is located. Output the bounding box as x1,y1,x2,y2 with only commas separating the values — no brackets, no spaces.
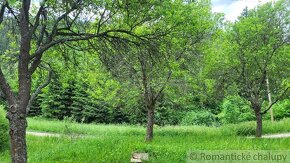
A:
146,106,154,142
251,98,263,138
7,104,28,163
255,109,262,138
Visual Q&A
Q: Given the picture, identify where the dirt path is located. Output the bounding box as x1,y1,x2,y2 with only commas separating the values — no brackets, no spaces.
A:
247,133,290,139
26,131,88,138
262,133,290,138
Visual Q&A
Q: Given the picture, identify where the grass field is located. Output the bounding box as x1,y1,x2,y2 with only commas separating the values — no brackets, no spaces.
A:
1,118,290,162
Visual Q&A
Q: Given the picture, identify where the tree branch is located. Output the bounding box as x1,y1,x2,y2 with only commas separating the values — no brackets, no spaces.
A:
29,32,110,73
0,67,16,105
261,86,290,115
26,67,53,114
30,0,47,37
97,9,107,34
153,70,172,102
5,2,20,25
48,1,80,42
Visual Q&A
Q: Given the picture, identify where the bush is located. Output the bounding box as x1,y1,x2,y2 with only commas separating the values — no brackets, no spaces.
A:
219,96,255,124
0,105,9,151
181,110,218,126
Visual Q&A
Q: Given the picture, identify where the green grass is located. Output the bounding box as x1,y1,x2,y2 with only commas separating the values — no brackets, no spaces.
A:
223,118,290,136
0,118,290,162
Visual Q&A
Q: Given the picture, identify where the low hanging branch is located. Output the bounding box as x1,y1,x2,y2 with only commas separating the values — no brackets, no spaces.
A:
261,86,290,115
26,67,53,114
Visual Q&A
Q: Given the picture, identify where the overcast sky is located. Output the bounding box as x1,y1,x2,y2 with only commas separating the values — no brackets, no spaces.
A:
211,0,274,21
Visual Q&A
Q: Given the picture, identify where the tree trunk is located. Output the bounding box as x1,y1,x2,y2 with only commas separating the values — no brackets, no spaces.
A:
146,106,154,142
251,98,263,138
266,77,274,122
255,109,262,138
7,104,27,163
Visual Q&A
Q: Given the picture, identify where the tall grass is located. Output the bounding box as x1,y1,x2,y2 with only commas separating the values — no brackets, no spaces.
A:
0,118,289,162
27,117,290,137
223,118,290,136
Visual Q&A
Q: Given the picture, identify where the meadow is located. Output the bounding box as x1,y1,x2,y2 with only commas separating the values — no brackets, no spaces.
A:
0,118,290,162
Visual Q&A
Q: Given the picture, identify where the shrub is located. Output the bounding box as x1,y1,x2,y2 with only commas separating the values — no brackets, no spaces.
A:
219,96,255,124
0,105,9,151
181,110,218,126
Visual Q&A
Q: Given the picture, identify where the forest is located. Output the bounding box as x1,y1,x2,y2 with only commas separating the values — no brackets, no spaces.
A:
0,0,289,162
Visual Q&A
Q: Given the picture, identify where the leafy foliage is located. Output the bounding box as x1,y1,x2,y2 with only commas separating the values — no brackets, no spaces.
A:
219,96,255,124
181,110,218,126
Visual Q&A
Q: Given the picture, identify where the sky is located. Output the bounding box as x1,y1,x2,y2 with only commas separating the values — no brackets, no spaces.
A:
211,0,274,22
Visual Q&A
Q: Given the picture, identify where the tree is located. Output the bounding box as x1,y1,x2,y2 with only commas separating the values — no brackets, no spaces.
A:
95,1,215,141
0,0,169,162
98,41,173,141
204,0,290,137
